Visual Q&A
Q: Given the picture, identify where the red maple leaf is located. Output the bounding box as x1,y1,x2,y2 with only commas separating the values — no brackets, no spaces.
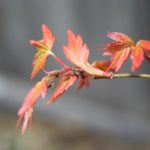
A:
63,30,111,77
30,24,55,79
47,75,77,104
17,77,47,134
139,40,150,50
131,40,150,71
130,42,144,71
18,26,150,135
17,108,33,135
101,32,150,72
109,47,131,72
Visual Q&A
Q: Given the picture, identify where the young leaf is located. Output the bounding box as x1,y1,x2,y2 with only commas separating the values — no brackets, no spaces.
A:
101,32,134,72
107,32,134,44
101,32,150,72
138,40,150,63
130,40,150,71
30,24,55,79
109,47,131,72
131,43,144,71
17,77,47,134
63,30,111,77
17,107,33,135
63,30,89,66
47,75,77,104
18,77,47,117
139,40,150,51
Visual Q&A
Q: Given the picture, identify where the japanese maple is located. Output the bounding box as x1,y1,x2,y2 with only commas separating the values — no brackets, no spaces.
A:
17,77,47,134
63,30,111,76
17,24,150,134
30,24,55,79
101,32,150,72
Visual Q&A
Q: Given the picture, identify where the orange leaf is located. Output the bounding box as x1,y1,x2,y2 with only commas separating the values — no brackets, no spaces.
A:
30,24,55,79
47,75,77,104
138,40,150,51
18,77,47,117
63,30,89,66
17,107,33,135
131,43,144,71
109,47,131,72
92,60,111,71
107,32,134,44
17,77,47,134
101,32,135,72
63,30,111,77
102,32,134,53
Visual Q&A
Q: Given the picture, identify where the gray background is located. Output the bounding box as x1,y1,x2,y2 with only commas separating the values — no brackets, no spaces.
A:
0,0,150,146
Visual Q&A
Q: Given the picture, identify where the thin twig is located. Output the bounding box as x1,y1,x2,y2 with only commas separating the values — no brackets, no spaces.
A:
94,73,150,79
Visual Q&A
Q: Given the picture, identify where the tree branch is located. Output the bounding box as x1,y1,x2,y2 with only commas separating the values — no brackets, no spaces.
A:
94,73,150,79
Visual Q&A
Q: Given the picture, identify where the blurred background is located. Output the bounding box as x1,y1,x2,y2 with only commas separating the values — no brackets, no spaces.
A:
0,0,150,149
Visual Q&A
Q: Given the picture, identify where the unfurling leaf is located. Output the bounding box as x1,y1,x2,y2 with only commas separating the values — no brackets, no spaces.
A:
18,77,47,116
101,32,134,53
101,32,134,72
138,40,150,64
47,75,77,104
107,32,134,44
131,43,144,71
63,30,89,67
101,32,150,72
63,30,111,77
17,107,33,135
17,77,47,134
30,24,55,79
130,40,150,71
109,48,131,72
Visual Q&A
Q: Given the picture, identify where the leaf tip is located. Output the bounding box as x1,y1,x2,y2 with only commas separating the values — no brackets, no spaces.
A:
30,72,35,80
67,29,76,40
67,29,73,34
30,40,34,45
42,24,47,29
46,99,53,105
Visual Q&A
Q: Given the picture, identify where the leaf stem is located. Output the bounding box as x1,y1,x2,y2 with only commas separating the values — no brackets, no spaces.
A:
52,53,68,68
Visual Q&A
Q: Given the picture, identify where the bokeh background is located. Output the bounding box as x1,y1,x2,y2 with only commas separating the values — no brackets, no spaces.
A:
0,0,150,149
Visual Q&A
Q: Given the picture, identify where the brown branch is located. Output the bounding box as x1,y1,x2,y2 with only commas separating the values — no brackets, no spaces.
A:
44,68,150,87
